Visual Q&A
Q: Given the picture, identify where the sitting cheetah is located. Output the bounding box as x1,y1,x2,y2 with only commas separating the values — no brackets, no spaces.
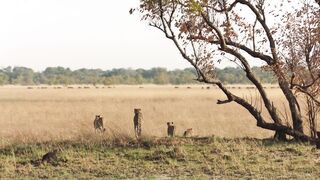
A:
94,115,106,132
167,122,175,137
183,128,193,137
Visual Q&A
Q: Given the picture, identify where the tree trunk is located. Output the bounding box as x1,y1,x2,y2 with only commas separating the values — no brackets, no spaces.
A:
307,96,318,139
215,82,308,141
278,81,304,139
274,131,287,141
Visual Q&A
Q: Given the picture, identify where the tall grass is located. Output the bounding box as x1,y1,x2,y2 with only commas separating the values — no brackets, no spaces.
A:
0,85,294,147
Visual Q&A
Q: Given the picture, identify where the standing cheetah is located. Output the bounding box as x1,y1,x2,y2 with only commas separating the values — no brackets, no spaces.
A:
133,108,143,138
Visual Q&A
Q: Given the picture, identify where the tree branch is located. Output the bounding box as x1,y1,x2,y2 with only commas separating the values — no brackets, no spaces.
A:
198,6,284,126
237,0,278,63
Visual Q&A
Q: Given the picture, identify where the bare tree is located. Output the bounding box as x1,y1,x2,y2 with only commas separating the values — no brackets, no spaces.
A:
134,0,319,141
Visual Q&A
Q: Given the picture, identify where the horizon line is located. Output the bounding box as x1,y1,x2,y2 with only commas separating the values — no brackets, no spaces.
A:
0,65,261,72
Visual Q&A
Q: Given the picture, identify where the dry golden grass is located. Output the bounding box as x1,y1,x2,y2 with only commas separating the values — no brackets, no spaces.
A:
0,85,295,147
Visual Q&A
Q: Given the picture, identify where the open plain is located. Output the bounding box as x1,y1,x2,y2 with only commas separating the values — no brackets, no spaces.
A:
0,85,319,179
0,85,283,146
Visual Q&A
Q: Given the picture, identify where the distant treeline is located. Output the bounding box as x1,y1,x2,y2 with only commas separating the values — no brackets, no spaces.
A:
0,66,276,85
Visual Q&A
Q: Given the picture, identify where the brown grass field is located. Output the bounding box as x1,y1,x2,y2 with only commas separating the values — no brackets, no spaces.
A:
0,85,290,147
1,85,320,179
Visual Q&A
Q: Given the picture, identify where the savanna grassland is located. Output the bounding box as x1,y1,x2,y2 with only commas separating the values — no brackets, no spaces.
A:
0,85,278,145
0,85,319,179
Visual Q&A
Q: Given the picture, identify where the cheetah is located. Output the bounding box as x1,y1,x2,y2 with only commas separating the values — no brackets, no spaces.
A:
94,115,106,132
167,122,175,137
133,108,143,138
42,149,58,163
183,128,193,137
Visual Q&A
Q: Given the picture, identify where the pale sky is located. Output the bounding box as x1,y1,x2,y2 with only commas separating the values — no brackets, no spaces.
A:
0,0,190,71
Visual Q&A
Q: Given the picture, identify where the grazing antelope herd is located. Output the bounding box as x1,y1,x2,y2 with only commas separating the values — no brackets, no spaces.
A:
94,108,193,138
